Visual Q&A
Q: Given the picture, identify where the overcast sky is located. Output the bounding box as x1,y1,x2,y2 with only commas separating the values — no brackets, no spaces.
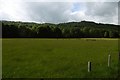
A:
0,0,119,24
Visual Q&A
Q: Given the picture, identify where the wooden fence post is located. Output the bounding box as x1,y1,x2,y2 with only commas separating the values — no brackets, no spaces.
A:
108,54,111,67
88,61,91,72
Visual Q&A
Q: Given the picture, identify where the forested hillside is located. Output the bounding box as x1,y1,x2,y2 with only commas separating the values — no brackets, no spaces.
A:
2,20,120,38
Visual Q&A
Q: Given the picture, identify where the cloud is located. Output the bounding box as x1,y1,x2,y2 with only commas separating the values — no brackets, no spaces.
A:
24,2,73,23
118,1,120,24
84,2,118,24
67,2,118,24
0,0,31,21
0,0,119,24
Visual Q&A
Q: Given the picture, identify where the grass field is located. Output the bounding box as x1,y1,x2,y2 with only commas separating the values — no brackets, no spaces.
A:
2,38,119,78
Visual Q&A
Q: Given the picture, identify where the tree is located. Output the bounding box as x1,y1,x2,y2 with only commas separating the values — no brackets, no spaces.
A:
37,26,52,38
2,24,19,38
70,27,83,38
62,28,71,38
53,27,62,38
18,25,31,38
2,21,120,38
82,27,90,37
109,31,114,38
109,31,119,38
104,31,109,38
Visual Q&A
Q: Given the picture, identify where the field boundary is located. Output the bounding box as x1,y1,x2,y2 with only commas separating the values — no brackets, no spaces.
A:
2,38,119,41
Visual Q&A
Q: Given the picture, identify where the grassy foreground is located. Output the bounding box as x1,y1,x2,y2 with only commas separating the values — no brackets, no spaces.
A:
2,38,119,78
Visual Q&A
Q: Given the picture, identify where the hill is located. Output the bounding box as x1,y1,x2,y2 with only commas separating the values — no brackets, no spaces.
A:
1,20,120,38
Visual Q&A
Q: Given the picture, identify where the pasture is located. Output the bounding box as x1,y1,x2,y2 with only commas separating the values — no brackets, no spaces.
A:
2,38,119,78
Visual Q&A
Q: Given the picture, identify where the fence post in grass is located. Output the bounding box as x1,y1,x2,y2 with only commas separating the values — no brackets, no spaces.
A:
88,61,91,72
108,54,111,67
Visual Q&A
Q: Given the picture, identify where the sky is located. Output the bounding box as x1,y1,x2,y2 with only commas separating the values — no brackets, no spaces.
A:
0,0,119,25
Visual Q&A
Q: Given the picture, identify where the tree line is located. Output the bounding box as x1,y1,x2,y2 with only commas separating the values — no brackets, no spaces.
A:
2,20,120,38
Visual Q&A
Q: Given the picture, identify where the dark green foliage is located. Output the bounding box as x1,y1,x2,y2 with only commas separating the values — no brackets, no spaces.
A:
2,20,120,38
18,25,31,38
62,28,71,38
52,27,62,38
70,27,83,38
104,31,109,38
109,31,119,38
2,24,19,38
82,27,90,37
36,26,53,38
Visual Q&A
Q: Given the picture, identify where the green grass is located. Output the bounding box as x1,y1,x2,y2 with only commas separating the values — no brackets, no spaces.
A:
0,39,2,79
2,38,119,78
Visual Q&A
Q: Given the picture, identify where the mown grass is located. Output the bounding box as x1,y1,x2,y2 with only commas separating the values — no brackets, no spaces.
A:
2,38,119,78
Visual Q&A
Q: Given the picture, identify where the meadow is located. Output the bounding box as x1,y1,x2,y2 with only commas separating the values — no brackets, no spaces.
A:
2,38,119,78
